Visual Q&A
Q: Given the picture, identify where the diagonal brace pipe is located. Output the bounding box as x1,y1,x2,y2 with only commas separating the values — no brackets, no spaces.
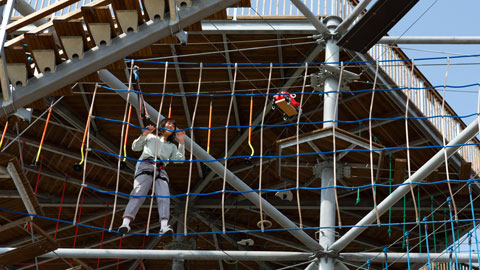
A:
330,117,479,252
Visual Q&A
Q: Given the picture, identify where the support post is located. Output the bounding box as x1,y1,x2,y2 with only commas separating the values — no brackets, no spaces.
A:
0,0,14,102
172,221,185,270
322,17,341,129
318,16,341,270
319,164,335,269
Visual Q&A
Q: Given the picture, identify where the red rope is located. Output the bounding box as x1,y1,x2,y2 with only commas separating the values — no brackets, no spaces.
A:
139,225,147,270
71,186,86,264
54,173,68,240
18,140,25,163
0,121,8,150
96,202,110,270
72,187,86,248
168,95,173,118
33,155,43,195
116,237,123,270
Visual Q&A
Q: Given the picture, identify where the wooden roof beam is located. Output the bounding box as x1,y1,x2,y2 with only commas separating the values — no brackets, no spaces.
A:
6,0,79,34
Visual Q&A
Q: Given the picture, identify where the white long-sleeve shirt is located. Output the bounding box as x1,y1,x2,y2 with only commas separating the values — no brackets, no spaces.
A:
132,133,185,171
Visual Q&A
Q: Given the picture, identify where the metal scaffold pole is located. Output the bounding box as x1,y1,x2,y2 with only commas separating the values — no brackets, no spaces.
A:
319,15,342,270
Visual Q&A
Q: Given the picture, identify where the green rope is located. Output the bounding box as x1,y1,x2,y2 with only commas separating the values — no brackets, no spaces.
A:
358,122,362,136
443,208,449,270
456,226,460,255
235,243,239,270
431,196,437,270
373,136,378,142
388,153,392,238
402,195,406,249
418,187,422,253
263,244,267,270
356,188,360,205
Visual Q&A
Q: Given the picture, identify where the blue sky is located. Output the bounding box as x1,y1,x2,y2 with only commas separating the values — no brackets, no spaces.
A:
389,0,480,125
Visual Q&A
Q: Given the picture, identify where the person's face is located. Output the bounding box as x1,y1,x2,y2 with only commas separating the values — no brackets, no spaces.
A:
163,121,175,136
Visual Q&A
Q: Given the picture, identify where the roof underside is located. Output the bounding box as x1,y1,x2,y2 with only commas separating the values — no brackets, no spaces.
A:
0,3,479,270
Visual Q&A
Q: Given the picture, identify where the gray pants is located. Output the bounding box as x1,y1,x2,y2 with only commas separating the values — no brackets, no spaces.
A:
123,162,170,221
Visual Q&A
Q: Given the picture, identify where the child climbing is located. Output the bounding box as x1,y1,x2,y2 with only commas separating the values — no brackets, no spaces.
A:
119,118,185,235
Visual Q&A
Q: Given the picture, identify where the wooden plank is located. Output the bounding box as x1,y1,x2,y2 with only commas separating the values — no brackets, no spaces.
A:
128,46,153,58
111,0,144,30
426,169,439,183
185,21,202,32
5,0,111,48
0,154,44,216
205,9,227,20
27,99,48,110
275,99,298,117
53,19,91,51
104,59,126,70
0,238,57,267
459,162,472,180
51,85,73,96
24,33,62,72
393,158,406,185
6,0,78,34
0,217,30,233
230,0,250,7
157,35,177,44
458,162,472,195
30,223,93,270
4,46,34,78
82,6,118,45
77,72,100,82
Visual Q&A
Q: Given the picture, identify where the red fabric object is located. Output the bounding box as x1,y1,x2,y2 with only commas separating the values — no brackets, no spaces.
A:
273,91,300,107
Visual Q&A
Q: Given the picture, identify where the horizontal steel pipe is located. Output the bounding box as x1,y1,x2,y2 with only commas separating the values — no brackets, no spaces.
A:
342,252,477,263
0,248,312,261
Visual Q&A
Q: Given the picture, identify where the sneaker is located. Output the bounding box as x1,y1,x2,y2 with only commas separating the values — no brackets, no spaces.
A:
160,225,173,235
118,224,131,234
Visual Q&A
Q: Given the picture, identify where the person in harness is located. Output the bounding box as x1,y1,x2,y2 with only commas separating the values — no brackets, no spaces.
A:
119,118,185,235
